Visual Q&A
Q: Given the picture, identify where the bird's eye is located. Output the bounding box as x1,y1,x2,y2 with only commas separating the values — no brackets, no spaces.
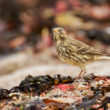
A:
59,29,62,33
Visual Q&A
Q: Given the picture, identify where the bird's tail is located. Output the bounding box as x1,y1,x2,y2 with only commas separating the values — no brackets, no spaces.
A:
97,56,110,61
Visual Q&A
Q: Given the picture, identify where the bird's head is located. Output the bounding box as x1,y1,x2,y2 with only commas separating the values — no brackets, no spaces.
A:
52,27,67,43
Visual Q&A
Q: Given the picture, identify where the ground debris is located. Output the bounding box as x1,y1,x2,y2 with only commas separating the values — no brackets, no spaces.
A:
0,74,110,110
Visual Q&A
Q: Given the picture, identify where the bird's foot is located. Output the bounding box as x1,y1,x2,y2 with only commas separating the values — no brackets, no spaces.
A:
73,72,86,89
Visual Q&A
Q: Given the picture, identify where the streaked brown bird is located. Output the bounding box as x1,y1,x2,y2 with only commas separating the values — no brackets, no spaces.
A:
52,27,110,78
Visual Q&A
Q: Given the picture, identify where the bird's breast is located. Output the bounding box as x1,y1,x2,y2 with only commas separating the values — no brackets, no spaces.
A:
56,45,77,65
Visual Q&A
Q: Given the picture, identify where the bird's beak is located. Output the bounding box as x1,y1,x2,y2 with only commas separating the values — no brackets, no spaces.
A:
52,28,58,33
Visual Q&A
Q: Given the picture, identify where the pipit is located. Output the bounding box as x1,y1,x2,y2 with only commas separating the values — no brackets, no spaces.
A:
52,27,110,78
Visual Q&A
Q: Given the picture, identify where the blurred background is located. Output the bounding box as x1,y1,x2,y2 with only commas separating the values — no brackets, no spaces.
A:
0,0,110,88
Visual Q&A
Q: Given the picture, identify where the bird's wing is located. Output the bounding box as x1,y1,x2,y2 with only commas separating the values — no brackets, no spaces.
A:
77,47,104,55
67,38,105,56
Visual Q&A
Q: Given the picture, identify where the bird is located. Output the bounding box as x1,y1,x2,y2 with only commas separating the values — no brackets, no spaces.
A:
52,27,110,79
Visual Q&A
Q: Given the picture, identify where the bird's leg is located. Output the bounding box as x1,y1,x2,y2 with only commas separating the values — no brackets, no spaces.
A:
74,67,86,89
73,70,86,97
80,67,86,81
75,67,85,81
82,71,86,78
75,69,83,81
73,69,83,89
79,72,86,83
